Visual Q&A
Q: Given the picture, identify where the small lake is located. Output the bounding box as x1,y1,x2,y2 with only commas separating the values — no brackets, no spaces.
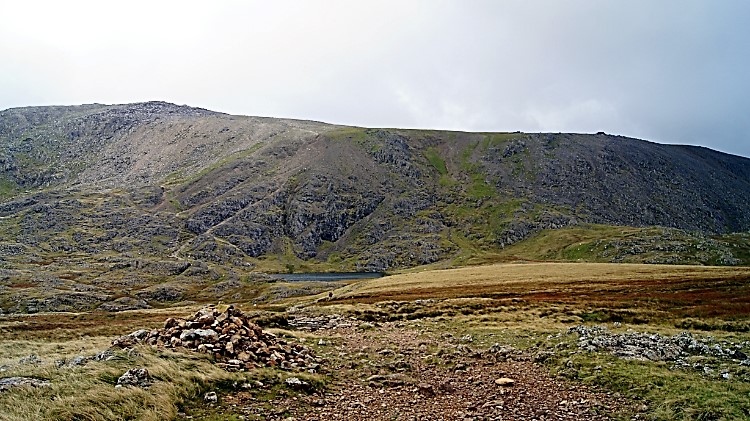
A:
267,272,385,282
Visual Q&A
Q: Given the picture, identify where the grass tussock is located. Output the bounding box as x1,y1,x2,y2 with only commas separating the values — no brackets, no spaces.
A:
0,344,242,421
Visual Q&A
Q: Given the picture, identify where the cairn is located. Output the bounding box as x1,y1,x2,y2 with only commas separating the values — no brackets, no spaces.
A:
112,305,318,372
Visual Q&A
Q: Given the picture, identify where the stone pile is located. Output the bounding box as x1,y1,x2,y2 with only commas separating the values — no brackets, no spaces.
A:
113,305,318,371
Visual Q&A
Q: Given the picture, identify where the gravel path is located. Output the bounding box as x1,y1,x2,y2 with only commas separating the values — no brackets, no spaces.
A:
222,322,639,420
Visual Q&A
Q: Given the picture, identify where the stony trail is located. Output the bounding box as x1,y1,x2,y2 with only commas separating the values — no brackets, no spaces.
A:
216,321,639,420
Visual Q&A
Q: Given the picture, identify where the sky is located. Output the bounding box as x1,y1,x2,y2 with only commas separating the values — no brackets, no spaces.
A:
1,1,749,158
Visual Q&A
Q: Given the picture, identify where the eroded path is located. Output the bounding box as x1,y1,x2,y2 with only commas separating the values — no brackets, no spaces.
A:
220,321,638,420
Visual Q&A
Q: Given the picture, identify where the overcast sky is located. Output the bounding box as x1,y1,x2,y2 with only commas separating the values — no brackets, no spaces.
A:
2,1,749,158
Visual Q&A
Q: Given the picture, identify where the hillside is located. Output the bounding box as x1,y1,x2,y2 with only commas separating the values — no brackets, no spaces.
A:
1,102,750,312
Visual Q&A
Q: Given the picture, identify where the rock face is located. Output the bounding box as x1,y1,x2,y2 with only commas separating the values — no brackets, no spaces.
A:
113,306,319,371
2,102,750,275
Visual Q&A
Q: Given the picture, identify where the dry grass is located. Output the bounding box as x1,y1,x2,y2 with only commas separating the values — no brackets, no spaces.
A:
0,301,327,421
0,344,241,421
0,305,203,341
319,263,750,319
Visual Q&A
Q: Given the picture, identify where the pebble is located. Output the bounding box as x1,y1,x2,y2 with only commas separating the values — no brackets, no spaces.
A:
494,377,515,387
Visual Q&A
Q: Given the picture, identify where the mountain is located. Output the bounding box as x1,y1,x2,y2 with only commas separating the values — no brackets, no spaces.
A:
1,101,750,312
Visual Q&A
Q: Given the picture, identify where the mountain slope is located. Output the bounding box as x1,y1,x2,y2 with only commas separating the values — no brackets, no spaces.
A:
1,102,750,275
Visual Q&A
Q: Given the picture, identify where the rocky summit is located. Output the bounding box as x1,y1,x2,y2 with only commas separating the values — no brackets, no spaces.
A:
1,102,750,313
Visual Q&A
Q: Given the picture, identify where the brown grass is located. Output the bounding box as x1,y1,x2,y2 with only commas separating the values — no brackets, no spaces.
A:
0,306,202,341
321,263,750,319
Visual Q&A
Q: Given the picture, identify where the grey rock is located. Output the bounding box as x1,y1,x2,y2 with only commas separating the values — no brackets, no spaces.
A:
69,356,89,366
179,328,219,342
18,354,42,365
569,325,749,368
93,349,116,361
0,377,51,392
204,391,218,403
285,376,310,391
112,329,150,348
98,297,151,312
116,368,151,388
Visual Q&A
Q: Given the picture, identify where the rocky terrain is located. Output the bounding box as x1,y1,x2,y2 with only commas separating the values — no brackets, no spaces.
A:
1,102,750,314
251,321,633,420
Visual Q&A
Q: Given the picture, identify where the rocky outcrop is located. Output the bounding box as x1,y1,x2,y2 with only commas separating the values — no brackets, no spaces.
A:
0,377,51,392
98,297,151,312
568,325,749,364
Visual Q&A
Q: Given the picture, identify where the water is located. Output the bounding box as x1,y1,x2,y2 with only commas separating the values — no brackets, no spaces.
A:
267,272,385,282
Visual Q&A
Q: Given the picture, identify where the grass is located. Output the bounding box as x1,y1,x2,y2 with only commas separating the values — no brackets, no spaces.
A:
495,224,750,266
0,305,328,420
0,176,19,200
324,127,368,144
480,132,523,150
320,262,750,320
424,147,447,175
467,173,497,199
0,343,242,421
562,354,750,420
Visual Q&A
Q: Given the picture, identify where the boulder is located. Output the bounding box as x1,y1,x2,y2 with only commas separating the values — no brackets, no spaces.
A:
116,368,151,388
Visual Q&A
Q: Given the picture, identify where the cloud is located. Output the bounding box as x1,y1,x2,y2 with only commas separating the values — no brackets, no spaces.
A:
1,0,748,158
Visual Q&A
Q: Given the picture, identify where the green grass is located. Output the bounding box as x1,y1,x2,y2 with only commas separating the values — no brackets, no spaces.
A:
467,174,497,199
325,127,368,143
553,349,750,420
424,147,447,175
480,132,523,150
0,344,243,421
493,224,750,265
460,142,478,171
0,176,20,200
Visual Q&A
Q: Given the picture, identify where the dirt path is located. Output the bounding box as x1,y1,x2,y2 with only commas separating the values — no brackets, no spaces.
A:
219,321,637,420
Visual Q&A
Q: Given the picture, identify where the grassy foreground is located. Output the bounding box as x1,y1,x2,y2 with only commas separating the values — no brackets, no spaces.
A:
0,262,749,420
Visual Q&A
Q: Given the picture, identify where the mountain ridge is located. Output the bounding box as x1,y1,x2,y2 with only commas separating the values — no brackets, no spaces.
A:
1,101,749,274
